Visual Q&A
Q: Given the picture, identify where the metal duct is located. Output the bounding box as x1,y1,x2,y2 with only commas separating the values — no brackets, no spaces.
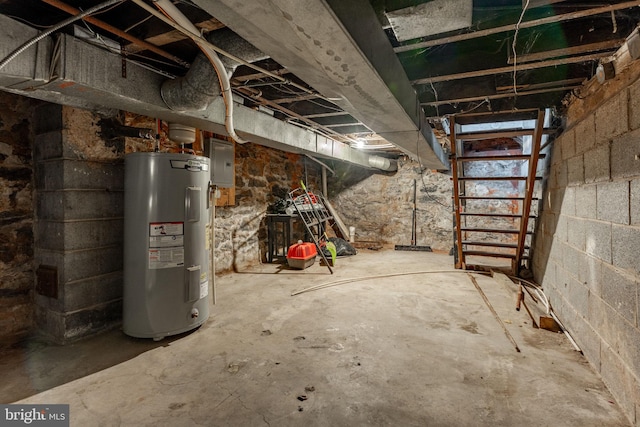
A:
368,155,397,172
161,28,268,112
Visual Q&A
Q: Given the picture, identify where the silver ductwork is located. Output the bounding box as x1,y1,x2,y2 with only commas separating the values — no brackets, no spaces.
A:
368,155,397,171
160,28,268,112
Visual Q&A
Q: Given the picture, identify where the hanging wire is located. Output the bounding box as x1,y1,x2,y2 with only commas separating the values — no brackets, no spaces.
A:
511,0,531,95
124,14,154,33
429,80,440,118
0,0,125,71
415,129,450,209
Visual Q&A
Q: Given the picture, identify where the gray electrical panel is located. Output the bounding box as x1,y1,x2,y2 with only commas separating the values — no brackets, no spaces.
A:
123,152,210,340
206,138,234,188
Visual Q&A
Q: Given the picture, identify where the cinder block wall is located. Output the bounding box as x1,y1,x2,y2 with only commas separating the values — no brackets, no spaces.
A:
533,68,640,424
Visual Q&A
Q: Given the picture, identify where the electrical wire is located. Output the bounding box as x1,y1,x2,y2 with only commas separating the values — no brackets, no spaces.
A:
0,0,125,71
429,80,440,118
415,130,451,209
511,0,530,95
291,269,491,296
124,14,153,33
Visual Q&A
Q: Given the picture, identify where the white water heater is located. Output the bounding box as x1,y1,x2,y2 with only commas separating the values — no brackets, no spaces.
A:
123,152,210,339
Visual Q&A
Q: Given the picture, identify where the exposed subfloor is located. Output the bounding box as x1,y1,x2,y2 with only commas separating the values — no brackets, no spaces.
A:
0,250,630,426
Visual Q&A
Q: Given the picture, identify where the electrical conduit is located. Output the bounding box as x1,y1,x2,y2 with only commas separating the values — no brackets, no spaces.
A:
0,0,125,71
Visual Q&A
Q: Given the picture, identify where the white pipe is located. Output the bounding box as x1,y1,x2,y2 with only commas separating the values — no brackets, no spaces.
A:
306,155,335,175
147,0,248,144
212,187,217,305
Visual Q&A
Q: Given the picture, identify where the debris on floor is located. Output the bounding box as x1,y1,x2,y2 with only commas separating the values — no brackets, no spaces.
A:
540,316,562,333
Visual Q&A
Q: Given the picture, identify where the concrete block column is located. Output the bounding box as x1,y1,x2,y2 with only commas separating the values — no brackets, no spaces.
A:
33,104,124,343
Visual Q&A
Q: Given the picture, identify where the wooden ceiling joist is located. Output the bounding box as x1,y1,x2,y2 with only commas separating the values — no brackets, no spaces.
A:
270,93,323,104
394,1,640,53
421,85,582,107
413,52,610,85
303,111,351,119
41,0,189,67
233,68,289,83
126,18,225,54
506,39,624,64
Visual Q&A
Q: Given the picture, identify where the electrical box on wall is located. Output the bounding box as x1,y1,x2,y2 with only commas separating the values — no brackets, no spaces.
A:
206,138,234,188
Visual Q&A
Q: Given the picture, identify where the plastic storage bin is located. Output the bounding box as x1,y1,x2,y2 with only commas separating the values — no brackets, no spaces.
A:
287,241,317,269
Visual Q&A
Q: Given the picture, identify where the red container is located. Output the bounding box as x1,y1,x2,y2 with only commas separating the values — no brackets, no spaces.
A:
287,241,317,269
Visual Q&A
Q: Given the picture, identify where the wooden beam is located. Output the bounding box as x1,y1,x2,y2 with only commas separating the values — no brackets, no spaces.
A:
303,111,351,119
495,77,585,92
233,68,288,82
394,1,640,53
507,39,624,64
126,18,225,54
515,110,545,270
412,53,607,85
421,85,582,106
456,129,533,140
324,122,365,128
270,93,323,104
450,118,465,270
235,87,351,143
41,0,189,67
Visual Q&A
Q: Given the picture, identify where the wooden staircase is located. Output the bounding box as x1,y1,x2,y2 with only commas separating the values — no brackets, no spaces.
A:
450,109,546,275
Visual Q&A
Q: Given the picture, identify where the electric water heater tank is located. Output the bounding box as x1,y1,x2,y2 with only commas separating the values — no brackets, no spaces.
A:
123,152,211,339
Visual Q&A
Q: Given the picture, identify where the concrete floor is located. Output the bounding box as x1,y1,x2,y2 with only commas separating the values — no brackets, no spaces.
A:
0,250,630,426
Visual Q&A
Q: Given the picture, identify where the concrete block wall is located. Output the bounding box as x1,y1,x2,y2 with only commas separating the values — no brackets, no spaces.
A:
0,92,36,344
34,104,124,344
533,73,640,425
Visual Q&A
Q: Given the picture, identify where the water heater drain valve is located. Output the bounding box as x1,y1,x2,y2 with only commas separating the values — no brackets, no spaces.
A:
191,308,199,319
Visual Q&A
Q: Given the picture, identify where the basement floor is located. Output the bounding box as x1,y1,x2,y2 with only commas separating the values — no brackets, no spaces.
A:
0,250,630,426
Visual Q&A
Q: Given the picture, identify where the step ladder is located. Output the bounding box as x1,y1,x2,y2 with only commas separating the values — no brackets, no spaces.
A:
288,183,334,274
450,109,546,275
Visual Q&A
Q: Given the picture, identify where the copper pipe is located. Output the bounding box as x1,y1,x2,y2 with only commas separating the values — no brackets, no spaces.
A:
41,0,189,68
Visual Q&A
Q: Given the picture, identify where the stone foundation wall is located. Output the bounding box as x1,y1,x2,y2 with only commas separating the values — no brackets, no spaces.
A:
215,146,320,271
0,92,37,344
329,160,453,251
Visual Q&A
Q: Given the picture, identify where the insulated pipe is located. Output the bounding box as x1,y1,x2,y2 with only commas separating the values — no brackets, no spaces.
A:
368,155,397,172
150,0,249,144
161,28,267,111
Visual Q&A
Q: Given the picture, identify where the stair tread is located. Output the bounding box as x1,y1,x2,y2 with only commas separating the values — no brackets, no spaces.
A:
459,213,537,218
456,153,547,162
460,227,533,234
457,176,543,181
462,250,516,259
462,241,530,249
457,196,540,200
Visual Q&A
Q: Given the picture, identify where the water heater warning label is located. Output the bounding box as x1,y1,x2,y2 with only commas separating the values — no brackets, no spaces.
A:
149,222,185,269
149,248,184,269
150,222,183,237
